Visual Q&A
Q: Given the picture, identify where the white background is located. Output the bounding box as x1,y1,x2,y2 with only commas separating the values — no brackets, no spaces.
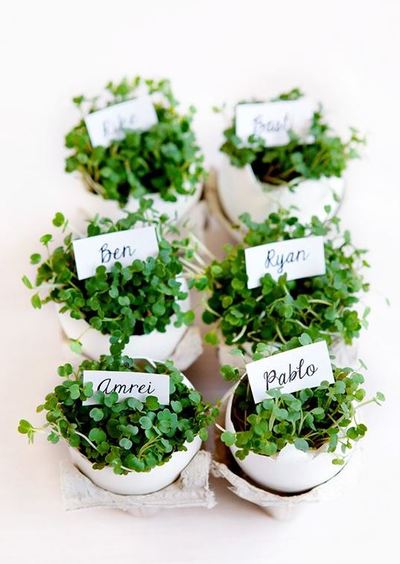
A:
1,1,399,563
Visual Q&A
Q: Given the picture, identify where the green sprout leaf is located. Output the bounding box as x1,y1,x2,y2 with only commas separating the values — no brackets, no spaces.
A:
89,408,104,422
22,275,33,289
18,419,35,443
31,294,42,309
119,438,133,450
69,340,82,355
52,212,65,227
294,438,309,452
221,431,236,447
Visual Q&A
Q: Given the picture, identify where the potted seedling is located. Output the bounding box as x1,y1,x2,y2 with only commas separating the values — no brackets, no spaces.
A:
217,88,364,226
193,208,370,365
22,201,203,361
18,355,217,495
65,76,205,221
219,340,384,493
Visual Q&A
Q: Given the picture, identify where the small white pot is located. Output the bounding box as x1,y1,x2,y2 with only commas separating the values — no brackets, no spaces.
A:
57,278,190,361
218,157,344,226
69,372,201,495
225,384,348,493
80,179,203,223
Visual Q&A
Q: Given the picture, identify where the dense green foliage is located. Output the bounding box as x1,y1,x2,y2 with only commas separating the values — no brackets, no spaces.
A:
220,340,384,464
194,209,369,350
220,88,364,186
18,356,217,474
23,201,195,355
65,77,205,205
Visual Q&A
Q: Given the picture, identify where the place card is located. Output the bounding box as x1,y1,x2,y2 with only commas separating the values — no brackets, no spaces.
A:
235,98,315,147
246,341,334,404
244,235,325,289
83,370,170,406
72,225,159,280
85,96,158,147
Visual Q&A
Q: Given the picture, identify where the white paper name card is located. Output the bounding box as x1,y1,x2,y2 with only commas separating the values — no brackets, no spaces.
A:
83,370,170,406
235,98,315,147
85,96,158,147
244,235,325,290
72,225,159,280
246,341,334,404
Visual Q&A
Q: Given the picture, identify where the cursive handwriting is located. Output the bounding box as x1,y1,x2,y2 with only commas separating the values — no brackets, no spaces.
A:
103,113,136,139
265,248,309,274
100,243,136,264
253,113,290,137
98,378,156,396
263,358,318,392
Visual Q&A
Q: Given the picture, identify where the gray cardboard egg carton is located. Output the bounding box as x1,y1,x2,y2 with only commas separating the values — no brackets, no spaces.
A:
60,450,215,516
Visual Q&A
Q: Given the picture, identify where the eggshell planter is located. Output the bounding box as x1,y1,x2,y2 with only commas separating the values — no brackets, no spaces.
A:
218,157,344,226
69,373,202,495
225,384,349,494
57,279,191,361
69,439,201,496
80,176,203,223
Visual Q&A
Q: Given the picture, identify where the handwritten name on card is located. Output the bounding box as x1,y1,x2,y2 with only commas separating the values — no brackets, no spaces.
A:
235,98,315,147
246,341,334,404
84,97,158,147
83,370,170,406
72,225,159,280
244,235,325,289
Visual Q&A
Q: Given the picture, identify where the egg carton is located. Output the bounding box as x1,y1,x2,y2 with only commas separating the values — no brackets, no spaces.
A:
60,450,216,517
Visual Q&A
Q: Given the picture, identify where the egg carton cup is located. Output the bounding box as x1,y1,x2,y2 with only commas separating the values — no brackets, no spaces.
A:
60,450,216,516
211,392,362,520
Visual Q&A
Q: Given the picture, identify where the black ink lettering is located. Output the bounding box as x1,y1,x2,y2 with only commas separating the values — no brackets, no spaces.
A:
113,247,122,260
100,243,136,264
98,378,111,394
296,249,309,262
297,358,305,379
96,378,156,398
253,113,291,137
277,253,285,274
305,364,318,378
121,245,135,259
113,383,129,394
264,247,309,274
100,243,112,264
262,357,318,393
264,370,277,392
265,249,276,269
278,371,288,386
288,363,297,382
